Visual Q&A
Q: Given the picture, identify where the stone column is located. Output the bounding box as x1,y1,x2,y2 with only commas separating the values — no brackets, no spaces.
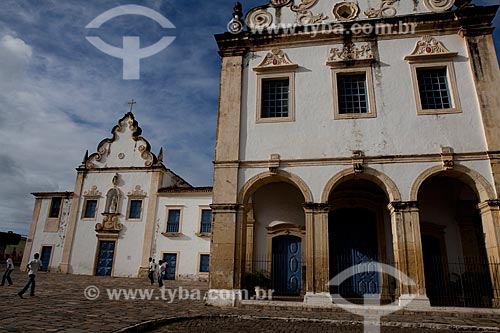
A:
388,201,430,307
21,198,42,270
137,169,163,278
477,200,500,307
59,168,86,274
458,10,500,195
245,204,255,274
207,52,245,306
303,203,332,306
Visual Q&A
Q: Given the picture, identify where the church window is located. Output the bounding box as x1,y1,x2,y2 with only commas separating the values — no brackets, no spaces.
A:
83,199,98,219
199,209,212,234
416,67,451,109
337,73,368,114
409,62,461,115
166,209,181,233
261,78,289,118
48,197,62,218
128,199,143,220
199,254,210,273
332,67,376,119
256,72,295,123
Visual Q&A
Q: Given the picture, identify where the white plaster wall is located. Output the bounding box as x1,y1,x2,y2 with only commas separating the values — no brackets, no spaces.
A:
240,34,487,161
252,183,306,259
28,197,70,272
70,170,153,277
154,193,212,280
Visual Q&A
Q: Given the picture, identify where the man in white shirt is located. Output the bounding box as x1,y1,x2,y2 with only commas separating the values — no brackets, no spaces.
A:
17,253,42,298
157,260,167,288
1,254,14,286
147,257,156,285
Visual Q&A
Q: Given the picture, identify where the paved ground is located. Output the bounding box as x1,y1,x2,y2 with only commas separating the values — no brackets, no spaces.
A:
0,270,499,332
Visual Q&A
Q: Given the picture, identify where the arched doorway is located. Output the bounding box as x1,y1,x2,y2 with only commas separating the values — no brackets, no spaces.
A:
327,179,394,300
418,175,493,307
244,181,306,297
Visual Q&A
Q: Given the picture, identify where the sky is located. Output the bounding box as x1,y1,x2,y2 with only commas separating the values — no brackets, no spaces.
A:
0,0,499,236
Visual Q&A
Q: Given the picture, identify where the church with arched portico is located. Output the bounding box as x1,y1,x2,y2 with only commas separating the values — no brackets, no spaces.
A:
208,0,500,308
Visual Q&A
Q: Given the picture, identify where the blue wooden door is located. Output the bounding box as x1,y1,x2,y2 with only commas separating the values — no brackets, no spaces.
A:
329,208,380,298
162,253,177,280
272,235,302,295
96,241,115,276
40,246,52,271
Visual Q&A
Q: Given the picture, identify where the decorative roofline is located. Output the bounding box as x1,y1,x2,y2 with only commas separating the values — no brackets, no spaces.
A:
85,111,157,169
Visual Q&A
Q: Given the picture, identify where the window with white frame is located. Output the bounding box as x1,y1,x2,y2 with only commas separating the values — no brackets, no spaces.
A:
199,209,212,234
256,73,295,122
199,254,210,273
127,199,143,220
404,36,460,115
166,209,181,233
331,67,376,119
83,199,98,219
126,185,146,221
48,197,62,218
253,48,298,123
409,63,460,114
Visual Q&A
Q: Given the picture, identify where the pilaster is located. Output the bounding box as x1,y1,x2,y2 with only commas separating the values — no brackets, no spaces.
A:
388,201,430,307
303,203,332,305
459,14,500,195
58,169,86,274
21,198,42,270
208,52,245,306
477,200,500,307
138,170,163,278
209,204,241,291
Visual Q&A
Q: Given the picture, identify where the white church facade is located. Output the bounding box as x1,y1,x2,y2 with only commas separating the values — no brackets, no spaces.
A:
207,0,500,308
22,111,212,280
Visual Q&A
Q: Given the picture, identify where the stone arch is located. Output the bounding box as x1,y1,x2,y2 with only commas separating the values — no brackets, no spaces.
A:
321,167,402,203
238,170,313,204
410,164,496,202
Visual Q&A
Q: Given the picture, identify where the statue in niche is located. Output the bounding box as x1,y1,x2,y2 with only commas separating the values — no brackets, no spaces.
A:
105,188,119,214
109,195,118,213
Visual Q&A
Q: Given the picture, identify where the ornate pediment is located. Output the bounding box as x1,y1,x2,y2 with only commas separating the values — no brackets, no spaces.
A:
84,185,102,197
253,48,298,72
404,35,458,61
85,110,157,169
128,185,147,198
326,42,374,67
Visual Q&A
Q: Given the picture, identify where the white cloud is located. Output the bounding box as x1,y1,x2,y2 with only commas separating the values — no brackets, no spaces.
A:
1,34,32,58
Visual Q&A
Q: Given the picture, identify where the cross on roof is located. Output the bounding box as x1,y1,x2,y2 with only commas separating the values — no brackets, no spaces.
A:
128,98,136,113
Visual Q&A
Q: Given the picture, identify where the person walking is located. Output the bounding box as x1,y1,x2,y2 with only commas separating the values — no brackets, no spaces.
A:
157,260,164,288
147,257,156,285
17,253,42,298
1,254,14,286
